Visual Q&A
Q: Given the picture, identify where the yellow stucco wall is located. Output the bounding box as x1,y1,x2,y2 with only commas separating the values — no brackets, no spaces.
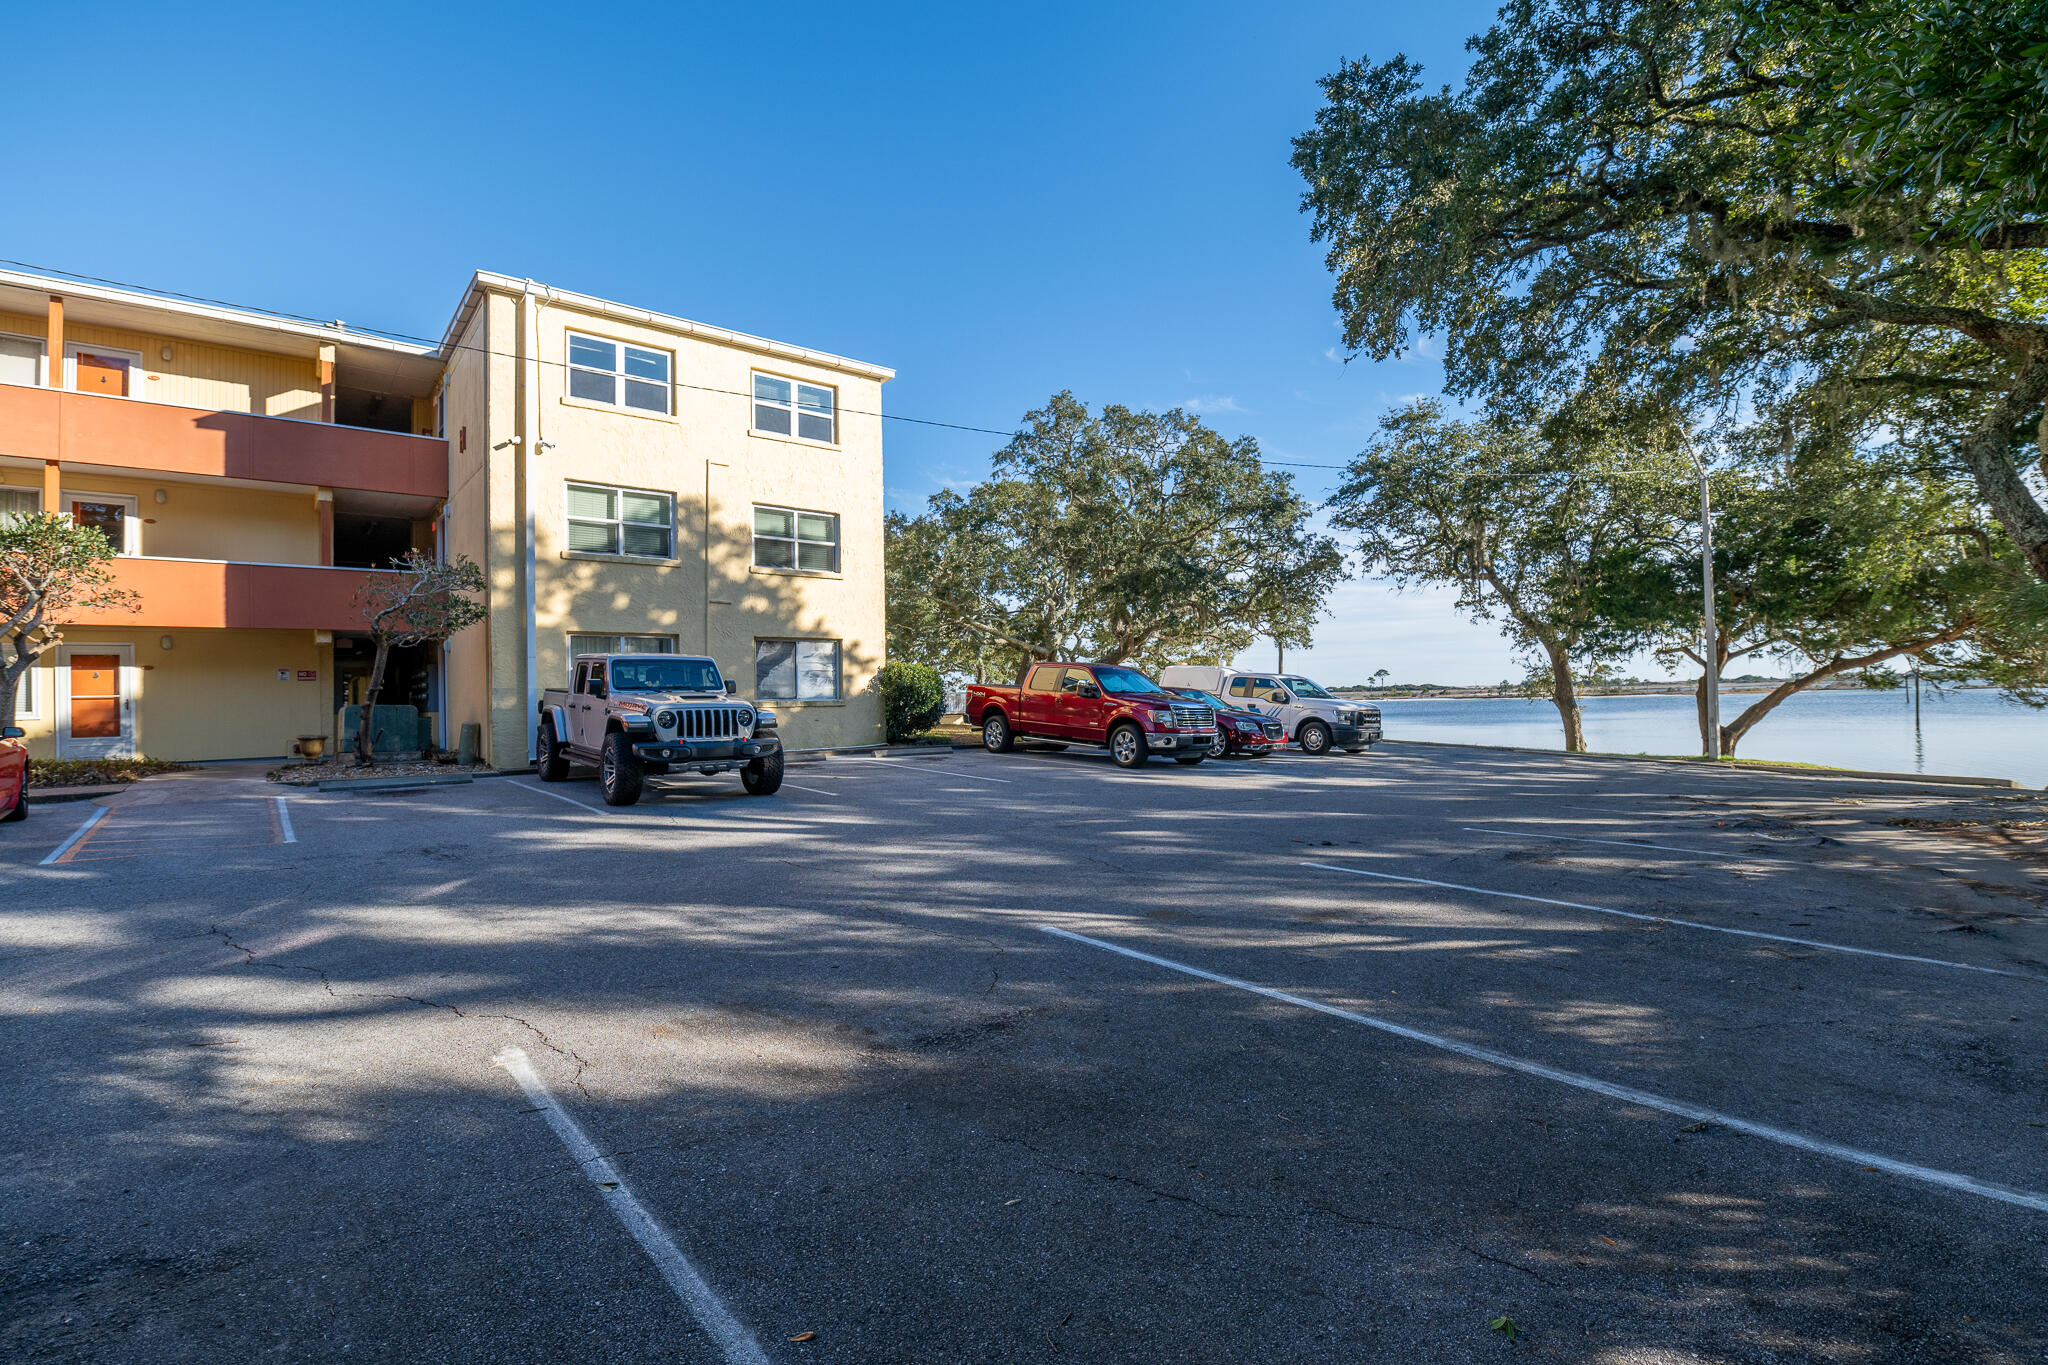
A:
0,310,323,419
11,628,334,762
0,465,320,563
494,291,889,760
437,303,502,764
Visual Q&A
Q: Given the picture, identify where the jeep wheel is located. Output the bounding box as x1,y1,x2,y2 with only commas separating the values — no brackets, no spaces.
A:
599,732,644,806
982,712,1015,753
741,749,784,796
1298,720,1333,755
537,719,570,782
1207,730,1228,759
1108,723,1147,769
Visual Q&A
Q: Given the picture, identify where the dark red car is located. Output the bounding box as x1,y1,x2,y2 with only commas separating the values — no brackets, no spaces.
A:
1,726,27,823
1167,687,1283,758
965,662,1218,768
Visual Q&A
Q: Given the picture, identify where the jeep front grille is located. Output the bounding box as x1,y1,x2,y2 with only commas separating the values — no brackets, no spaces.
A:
1170,703,1215,731
672,706,748,740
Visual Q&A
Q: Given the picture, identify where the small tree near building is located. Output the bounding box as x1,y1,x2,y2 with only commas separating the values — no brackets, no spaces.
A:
0,512,140,733
352,551,487,764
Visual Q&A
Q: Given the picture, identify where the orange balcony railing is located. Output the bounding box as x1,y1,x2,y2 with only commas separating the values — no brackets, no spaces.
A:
59,558,412,631
0,383,447,498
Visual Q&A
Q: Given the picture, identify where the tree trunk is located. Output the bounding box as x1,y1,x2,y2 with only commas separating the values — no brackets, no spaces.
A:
0,662,21,734
1960,355,2048,585
1720,630,1969,755
355,638,392,765
1545,643,1586,752
0,629,48,737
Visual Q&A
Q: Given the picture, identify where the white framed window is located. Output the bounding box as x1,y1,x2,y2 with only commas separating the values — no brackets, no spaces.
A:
0,486,40,523
564,482,674,558
59,489,140,556
755,639,840,701
751,372,836,443
569,633,677,657
567,331,672,414
0,333,45,387
752,505,839,572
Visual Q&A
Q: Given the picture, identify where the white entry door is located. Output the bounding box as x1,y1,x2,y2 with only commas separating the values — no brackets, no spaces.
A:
57,643,136,758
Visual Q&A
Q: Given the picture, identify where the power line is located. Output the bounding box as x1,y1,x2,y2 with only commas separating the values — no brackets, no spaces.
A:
0,255,1366,469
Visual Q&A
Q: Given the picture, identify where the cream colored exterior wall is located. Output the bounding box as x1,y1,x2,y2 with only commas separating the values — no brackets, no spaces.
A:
438,285,889,767
438,303,500,763
0,464,320,563
11,628,333,762
0,310,323,418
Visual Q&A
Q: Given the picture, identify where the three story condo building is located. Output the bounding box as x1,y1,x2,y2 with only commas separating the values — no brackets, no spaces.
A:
0,266,890,767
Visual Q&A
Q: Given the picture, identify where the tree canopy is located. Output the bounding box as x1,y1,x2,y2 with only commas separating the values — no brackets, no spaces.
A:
1,511,140,733
1326,400,1686,750
886,393,1343,681
1292,0,2048,583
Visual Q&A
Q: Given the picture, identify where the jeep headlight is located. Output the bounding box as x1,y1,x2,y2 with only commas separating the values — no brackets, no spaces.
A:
655,709,678,729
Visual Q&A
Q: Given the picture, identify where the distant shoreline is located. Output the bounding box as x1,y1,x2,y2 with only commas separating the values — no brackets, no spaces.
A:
1337,682,1993,702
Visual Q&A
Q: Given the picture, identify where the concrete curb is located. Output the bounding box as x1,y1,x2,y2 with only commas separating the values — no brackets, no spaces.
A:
1377,738,2032,791
314,774,478,794
24,783,130,804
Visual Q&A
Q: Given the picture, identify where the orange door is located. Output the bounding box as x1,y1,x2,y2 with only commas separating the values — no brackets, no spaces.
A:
70,654,122,738
74,352,130,395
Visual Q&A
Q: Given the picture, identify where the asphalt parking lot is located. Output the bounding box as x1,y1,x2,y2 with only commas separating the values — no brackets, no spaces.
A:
3,743,2046,1363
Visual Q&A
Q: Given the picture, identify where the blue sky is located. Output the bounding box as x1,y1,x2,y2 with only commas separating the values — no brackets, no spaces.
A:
4,0,1615,686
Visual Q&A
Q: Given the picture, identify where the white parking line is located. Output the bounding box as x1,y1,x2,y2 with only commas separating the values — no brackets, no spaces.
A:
39,805,108,866
935,769,1013,784
783,782,838,796
1040,925,2048,1215
1462,826,1798,864
1299,860,2034,981
494,1049,771,1364
273,797,297,844
512,781,616,817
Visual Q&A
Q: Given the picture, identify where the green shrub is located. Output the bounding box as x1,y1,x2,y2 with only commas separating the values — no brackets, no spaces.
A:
876,662,947,743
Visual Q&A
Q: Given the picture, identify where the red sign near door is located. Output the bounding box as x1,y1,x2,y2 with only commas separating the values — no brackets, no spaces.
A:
297,670,318,682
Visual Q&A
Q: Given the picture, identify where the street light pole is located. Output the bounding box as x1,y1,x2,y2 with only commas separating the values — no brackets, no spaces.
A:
1699,467,1722,760
1695,451,1721,761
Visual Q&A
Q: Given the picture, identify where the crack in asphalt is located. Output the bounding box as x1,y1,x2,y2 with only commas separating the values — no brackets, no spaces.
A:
997,1135,1560,1287
204,926,594,1096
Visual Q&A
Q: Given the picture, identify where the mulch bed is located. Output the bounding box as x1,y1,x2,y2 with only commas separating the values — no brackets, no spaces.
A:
269,759,497,787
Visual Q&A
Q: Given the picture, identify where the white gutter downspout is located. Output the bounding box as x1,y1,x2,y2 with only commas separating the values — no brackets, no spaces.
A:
521,280,542,763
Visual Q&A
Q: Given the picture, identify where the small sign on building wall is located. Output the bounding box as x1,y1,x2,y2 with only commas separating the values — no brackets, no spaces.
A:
297,670,318,682
276,668,289,681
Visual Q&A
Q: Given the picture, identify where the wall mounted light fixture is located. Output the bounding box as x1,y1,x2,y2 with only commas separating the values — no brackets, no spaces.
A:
153,489,168,504
159,635,173,651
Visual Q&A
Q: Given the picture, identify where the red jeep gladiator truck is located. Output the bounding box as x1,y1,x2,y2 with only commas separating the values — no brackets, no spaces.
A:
964,662,1218,768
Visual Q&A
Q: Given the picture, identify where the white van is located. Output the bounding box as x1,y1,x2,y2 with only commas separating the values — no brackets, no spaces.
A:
1156,667,1381,755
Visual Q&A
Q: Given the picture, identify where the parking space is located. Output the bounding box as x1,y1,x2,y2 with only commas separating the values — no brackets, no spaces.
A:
3,745,2044,1362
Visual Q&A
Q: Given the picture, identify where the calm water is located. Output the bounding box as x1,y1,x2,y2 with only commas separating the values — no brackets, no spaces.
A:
1372,687,2048,788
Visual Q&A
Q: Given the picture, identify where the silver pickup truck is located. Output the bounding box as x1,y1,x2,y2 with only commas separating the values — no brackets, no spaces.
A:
537,653,783,805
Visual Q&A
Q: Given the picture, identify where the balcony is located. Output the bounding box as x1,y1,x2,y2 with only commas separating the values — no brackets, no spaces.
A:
0,383,447,498
59,557,413,631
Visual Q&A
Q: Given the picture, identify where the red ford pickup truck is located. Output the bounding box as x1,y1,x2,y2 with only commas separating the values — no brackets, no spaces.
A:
965,662,1218,768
